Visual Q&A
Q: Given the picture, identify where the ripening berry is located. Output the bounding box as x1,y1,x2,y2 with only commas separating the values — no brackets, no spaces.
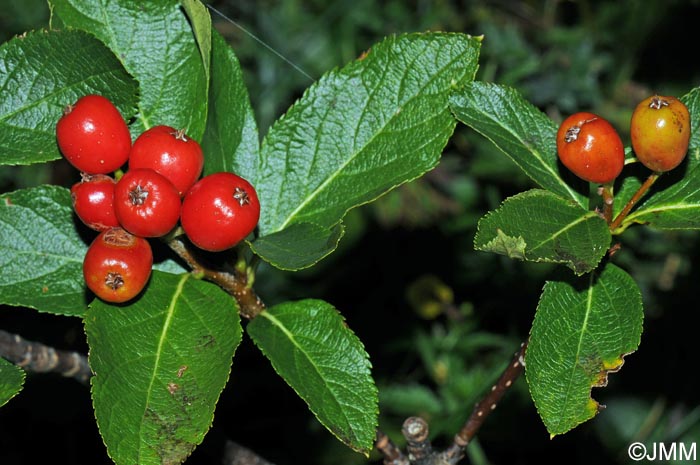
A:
114,168,181,237
630,95,690,172
180,172,260,251
83,228,153,303
56,95,131,174
556,112,625,184
128,126,204,196
71,174,120,231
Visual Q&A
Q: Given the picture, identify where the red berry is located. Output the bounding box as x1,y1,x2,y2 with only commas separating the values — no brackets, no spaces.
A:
114,168,181,237
630,95,690,172
83,228,153,303
556,112,625,184
128,125,204,196
71,174,119,231
56,95,131,174
181,172,260,252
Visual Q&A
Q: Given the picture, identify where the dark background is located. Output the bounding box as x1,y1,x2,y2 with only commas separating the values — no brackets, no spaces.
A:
1,1,700,464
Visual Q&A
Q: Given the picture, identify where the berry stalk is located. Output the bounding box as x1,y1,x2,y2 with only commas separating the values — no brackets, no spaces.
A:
609,172,660,233
168,237,266,319
600,182,615,225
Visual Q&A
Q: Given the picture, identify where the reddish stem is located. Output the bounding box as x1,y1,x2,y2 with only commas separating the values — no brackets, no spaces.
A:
168,238,265,319
601,183,614,225
609,173,660,232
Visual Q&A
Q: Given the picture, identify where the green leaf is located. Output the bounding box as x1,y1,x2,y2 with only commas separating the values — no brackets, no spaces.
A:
180,0,211,81
201,30,259,177
250,222,344,270
526,264,643,436
0,29,137,165
255,32,480,235
50,0,208,140
0,358,25,408
622,167,700,229
611,165,643,219
682,87,700,170
450,82,587,207
86,271,241,465
474,189,611,275
247,299,378,454
379,383,443,417
0,185,88,317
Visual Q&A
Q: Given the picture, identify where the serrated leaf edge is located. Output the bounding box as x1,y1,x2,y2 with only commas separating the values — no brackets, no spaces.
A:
250,306,378,455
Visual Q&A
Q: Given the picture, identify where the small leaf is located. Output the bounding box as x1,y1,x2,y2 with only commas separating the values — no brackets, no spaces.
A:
86,271,241,465
379,383,443,416
0,29,137,165
255,32,481,235
450,82,587,207
0,186,88,317
622,166,700,229
201,30,259,177
474,189,611,275
611,166,643,219
51,0,208,140
682,87,700,170
526,264,643,436
0,358,25,408
249,222,344,271
247,299,378,454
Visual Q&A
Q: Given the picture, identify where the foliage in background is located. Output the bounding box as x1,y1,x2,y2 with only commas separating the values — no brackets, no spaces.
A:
1,1,700,464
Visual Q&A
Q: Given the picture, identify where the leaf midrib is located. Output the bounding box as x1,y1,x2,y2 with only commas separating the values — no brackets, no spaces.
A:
452,86,584,207
626,201,700,222
259,310,355,438
271,38,468,232
137,273,188,461
557,273,595,432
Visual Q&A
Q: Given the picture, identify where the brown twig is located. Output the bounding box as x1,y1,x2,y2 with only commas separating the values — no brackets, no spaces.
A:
403,417,433,461
0,329,92,385
168,237,265,319
441,341,528,463
600,183,614,225
375,430,410,465
0,330,277,464
374,342,528,465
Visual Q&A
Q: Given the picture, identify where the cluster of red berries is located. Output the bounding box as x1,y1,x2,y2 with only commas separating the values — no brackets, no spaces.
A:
57,95,260,303
556,95,691,184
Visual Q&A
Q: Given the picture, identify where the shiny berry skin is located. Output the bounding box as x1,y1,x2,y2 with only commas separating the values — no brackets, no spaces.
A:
71,174,119,231
181,172,260,252
83,228,153,303
128,125,204,196
56,95,131,174
114,168,181,237
630,95,690,172
556,112,625,184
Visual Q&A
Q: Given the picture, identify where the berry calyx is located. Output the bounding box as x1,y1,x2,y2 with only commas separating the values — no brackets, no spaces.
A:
114,168,181,237
82,228,153,303
70,173,120,231
556,112,625,184
128,125,204,196
56,95,131,174
630,95,690,172
180,172,260,252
